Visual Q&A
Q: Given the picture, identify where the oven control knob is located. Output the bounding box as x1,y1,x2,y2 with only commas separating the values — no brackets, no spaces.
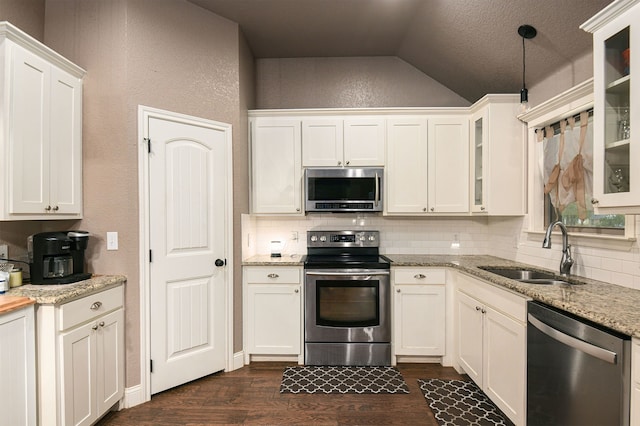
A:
368,235,376,241
310,235,318,242
358,235,365,241
320,236,327,242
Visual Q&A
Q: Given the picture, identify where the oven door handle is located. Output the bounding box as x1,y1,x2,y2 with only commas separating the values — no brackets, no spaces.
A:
305,271,390,277
375,171,380,207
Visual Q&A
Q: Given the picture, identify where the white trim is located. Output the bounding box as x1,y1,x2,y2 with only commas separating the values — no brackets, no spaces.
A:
232,351,245,370
137,105,234,406
121,384,145,409
580,0,640,33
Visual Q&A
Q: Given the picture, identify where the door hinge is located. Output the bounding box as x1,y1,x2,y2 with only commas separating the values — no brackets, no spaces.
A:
144,137,151,153
150,359,153,373
149,249,152,263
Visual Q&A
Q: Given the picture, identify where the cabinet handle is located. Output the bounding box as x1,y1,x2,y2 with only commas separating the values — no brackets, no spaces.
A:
52,205,59,211
337,161,342,166
99,321,105,327
90,302,102,310
267,273,279,279
45,205,52,211
346,161,350,165
482,308,486,314
414,274,426,279
296,208,301,212
430,207,435,212
423,207,427,212
396,288,401,293
92,324,99,331
294,288,299,293
480,206,486,211
475,306,481,311
591,198,599,205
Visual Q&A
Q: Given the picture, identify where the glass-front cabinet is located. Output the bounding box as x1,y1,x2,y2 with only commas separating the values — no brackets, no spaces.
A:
471,113,486,212
583,0,640,213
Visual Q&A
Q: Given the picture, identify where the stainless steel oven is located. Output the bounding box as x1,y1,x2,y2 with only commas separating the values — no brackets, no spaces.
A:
304,230,391,366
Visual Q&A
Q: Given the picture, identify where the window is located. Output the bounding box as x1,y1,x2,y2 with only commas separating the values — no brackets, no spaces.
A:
540,111,625,236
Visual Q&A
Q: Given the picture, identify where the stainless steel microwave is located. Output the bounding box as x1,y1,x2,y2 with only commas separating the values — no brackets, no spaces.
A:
305,167,383,213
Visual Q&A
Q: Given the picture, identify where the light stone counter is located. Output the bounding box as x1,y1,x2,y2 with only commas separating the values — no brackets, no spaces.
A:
387,254,640,338
6,274,126,305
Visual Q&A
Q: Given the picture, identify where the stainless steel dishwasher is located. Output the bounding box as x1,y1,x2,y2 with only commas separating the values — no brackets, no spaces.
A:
527,301,631,425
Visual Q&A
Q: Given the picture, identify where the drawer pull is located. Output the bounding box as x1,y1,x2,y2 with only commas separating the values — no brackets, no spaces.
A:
414,274,426,279
92,324,99,331
90,302,103,310
267,273,279,279
99,321,105,327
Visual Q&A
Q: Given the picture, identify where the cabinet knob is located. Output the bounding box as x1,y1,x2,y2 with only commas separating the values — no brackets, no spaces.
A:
99,321,105,327
92,324,99,331
481,308,486,314
475,306,481,311
346,161,350,165
396,288,401,293
337,161,342,166
296,208,301,212
45,205,52,211
423,207,427,212
90,302,102,310
267,273,279,279
430,207,435,212
52,205,59,211
414,274,426,279
480,206,486,211
591,198,599,205
294,288,299,293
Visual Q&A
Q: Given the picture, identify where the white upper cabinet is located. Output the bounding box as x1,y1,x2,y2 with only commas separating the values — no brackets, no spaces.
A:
250,117,303,215
386,115,469,215
582,0,640,213
302,117,385,167
469,95,524,215
0,22,85,220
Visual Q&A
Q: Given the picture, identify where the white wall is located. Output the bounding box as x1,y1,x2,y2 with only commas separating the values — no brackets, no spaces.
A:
244,214,640,290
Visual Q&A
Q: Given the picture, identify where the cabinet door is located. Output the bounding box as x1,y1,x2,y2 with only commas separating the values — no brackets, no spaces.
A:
61,321,96,426
483,306,526,426
456,290,483,385
344,118,385,166
394,284,445,356
251,118,303,214
9,45,50,214
0,306,36,426
428,117,469,213
302,119,343,166
96,309,124,415
470,110,487,213
385,117,429,214
591,5,640,211
247,284,301,354
49,66,83,215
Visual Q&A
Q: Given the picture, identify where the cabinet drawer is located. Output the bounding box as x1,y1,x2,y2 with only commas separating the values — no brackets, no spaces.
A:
245,267,301,284
58,286,123,331
393,268,445,284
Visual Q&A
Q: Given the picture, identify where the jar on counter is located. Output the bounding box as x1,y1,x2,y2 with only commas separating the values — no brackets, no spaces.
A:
9,267,22,288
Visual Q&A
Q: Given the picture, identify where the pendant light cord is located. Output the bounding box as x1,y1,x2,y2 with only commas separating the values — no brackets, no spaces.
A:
522,35,526,90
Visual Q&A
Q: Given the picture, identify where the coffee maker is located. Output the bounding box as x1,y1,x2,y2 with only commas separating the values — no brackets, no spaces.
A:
28,231,91,284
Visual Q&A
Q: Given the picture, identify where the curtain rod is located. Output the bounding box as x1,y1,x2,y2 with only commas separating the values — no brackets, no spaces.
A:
537,108,594,137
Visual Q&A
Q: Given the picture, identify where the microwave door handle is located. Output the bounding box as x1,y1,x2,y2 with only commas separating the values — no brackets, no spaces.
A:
375,172,380,207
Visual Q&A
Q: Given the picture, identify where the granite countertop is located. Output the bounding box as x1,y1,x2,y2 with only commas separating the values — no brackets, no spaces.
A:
387,254,640,339
243,253,640,338
6,274,127,305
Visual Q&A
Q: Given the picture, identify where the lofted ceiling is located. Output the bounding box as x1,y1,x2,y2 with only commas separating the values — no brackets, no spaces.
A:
186,0,613,103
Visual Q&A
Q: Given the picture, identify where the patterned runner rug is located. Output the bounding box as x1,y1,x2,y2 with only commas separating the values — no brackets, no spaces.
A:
418,378,512,426
280,366,410,394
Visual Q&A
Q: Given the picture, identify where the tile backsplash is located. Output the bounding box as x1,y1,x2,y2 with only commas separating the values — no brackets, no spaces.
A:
243,213,640,290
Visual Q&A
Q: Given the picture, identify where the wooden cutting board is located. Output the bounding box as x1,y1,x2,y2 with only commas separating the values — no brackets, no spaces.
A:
0,295,35,315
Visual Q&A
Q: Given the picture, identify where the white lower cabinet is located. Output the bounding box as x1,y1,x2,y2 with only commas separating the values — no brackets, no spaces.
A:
244,266,303,363
455,273,528,426
38,285,125,426
0,304,36,426
392,268,445,360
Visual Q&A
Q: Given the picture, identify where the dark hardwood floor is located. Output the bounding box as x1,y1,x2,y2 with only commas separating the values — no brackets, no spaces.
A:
97,362,467,425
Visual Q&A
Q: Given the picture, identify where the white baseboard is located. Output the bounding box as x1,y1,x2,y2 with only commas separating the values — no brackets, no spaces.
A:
122,384,147,409
232,351,245,371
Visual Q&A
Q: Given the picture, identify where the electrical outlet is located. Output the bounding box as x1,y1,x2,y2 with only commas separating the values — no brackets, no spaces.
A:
291,231,298,241
107,232,119,251
0,244,7,260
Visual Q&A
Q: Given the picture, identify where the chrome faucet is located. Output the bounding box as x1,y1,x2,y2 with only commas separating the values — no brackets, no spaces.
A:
542,220,574,276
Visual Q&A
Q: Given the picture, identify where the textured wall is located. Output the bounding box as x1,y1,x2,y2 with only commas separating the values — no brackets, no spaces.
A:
0,0,45,41
44,0,246,388
256,56,470,109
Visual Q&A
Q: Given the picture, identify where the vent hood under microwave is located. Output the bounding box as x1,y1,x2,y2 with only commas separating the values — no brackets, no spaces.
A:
305,167,383,213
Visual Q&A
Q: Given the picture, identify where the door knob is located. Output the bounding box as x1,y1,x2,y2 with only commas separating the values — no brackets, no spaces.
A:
215,259,225,267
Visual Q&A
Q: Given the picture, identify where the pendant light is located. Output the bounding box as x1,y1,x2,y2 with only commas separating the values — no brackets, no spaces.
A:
518,24,537,105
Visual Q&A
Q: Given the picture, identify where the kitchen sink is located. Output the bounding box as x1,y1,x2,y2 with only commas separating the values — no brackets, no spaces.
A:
478,267,573,285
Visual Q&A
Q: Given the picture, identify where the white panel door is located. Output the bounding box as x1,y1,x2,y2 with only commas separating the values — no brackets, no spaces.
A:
149,116,227,394
394,285,445,356
9,45,50,214
96,309,124,415
61,322,95,426
428,117,469,213
456,290,483,385
344,118,385,166
302,119,343,166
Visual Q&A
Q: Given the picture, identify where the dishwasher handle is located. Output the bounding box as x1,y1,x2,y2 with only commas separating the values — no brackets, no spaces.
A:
528,313,618,364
